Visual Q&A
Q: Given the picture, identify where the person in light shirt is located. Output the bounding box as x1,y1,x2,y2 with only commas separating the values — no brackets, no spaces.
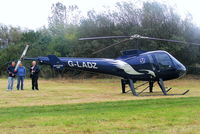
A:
30,61,40,90
16,62,26,90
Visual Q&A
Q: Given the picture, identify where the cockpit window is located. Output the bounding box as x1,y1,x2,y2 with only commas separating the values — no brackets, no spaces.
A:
154,53,173,70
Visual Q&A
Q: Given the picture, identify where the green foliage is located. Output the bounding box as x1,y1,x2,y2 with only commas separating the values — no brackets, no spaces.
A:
0,1,200,77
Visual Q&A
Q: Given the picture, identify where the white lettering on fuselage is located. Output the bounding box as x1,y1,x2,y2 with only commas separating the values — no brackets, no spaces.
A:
68,61,98,69
53,64,64,69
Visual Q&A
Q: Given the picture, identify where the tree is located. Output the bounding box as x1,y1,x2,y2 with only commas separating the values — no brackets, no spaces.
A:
48,2,67,35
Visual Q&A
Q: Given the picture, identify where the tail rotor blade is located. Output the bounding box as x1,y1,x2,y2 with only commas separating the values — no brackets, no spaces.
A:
14,45,29,71
20,45,29,59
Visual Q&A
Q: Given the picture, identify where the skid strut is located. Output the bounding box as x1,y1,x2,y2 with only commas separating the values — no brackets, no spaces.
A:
149,81,154,93
121,79,149,96
157,78,190,95
157,78,167,95
121,79,138,96
128,79,138,96
121,78,189,96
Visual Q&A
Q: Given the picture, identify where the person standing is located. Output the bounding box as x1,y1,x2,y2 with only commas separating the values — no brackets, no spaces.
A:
30,61,40,90
16,62,26,90
7,62,17,90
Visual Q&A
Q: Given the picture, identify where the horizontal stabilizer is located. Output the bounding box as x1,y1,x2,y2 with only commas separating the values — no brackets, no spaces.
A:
24,58,39,61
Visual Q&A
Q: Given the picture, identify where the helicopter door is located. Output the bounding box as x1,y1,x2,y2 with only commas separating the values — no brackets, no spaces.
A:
152,52,175,77
147,54,155,71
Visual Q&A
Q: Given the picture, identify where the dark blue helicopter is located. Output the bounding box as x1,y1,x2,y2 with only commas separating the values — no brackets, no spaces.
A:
24,34,200,96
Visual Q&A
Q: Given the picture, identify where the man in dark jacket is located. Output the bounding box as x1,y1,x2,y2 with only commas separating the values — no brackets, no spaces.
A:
7,62,17,90
30,61,40,90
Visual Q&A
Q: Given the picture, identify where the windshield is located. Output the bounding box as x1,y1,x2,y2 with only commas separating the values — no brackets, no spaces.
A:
154,52,173,70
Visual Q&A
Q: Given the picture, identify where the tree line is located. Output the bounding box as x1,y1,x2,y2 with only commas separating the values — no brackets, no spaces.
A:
0,1,200,77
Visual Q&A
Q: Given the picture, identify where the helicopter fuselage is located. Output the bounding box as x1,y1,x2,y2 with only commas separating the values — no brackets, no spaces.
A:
25,49,186,82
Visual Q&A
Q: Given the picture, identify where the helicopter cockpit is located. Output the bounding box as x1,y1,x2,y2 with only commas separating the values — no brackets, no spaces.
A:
149,51,186,80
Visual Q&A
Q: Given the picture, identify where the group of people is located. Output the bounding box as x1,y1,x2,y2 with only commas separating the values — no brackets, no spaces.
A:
7,61,40,91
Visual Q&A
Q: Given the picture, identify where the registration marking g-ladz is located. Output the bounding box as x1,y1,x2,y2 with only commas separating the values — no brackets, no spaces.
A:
68,61,98,69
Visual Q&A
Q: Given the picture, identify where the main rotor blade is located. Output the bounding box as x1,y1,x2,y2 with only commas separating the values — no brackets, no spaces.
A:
80,34,200,55
79,36,130,40
80,34,200,46
14,45,29,71
139,36,200,46
92,39,130,54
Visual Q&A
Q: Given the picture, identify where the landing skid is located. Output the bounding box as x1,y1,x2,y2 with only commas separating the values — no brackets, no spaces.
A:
121,78,189,96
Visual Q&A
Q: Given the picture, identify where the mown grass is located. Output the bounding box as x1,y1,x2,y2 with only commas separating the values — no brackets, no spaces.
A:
0,76,200,108
0,97,200,134
0,76,200,133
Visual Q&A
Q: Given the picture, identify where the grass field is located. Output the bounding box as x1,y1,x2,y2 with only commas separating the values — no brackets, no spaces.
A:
0,97,200,134
0,76,200,133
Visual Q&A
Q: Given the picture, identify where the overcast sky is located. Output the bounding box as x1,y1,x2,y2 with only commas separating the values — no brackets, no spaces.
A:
0,0,199,30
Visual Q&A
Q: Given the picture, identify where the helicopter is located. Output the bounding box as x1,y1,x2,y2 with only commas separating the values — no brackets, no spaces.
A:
24,34,200,96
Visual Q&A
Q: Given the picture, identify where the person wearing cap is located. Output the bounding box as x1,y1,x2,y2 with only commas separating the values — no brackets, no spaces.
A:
16,62,26,90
